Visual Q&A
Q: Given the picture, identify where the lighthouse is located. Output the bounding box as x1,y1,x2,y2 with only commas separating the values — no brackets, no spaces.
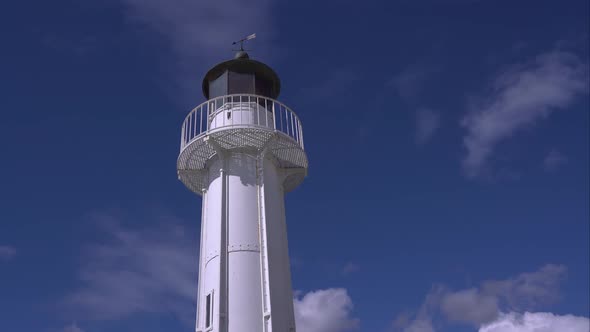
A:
177,43,308,332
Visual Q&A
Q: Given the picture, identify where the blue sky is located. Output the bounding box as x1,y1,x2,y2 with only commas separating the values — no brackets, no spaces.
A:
0,1,589,332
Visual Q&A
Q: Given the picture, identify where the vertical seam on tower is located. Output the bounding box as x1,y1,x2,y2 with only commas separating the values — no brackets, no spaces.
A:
224,155,229,332
196,188,208,331
219,154,228,332
258,152,272,332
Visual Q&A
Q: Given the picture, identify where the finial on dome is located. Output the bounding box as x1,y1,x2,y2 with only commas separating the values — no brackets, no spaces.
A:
234,50,250,59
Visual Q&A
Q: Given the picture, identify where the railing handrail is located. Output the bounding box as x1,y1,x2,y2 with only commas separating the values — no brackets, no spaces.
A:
180,94,304,153
182,94,302,124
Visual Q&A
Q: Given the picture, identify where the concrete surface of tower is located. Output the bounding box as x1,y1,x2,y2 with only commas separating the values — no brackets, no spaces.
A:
177,49,308,332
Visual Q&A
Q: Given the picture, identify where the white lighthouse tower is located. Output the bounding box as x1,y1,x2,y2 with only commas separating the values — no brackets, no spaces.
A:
177,43,308,332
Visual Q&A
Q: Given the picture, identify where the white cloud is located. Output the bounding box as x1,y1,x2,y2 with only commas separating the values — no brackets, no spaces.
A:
294,288,360,332
0,245,16,260
543,149,568,171
461,50,588,178
415,108,441,145
63,216,198,324
479,312,590,332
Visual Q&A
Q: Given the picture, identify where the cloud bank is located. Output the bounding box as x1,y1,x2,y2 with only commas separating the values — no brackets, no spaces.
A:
461,50,588,178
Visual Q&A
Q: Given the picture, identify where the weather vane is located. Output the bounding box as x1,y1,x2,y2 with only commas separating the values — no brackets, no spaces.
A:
232,33,256,51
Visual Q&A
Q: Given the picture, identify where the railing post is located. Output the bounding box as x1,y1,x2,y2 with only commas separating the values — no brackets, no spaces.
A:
191,110,197,139
290,111,295,139
299,119,304,149
199,106,202,135
181,119,186,150
272,102,276,130
264,98,268,128
257,96,261,127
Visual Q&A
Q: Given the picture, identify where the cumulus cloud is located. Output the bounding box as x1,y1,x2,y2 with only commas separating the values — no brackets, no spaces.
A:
393,264,574,331
63,216,198,324
479,312,590,332
415,108,441,145
461,50,588,178
543,149,568,171
0,245,16,260
294,288,360,332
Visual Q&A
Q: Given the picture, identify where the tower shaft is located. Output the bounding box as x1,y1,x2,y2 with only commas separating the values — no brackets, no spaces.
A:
196,152,296,332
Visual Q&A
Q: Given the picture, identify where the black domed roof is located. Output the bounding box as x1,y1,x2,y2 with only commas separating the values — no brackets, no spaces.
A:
202,52,281,99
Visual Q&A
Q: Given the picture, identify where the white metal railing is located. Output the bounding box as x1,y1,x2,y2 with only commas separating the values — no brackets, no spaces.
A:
180,94,304,152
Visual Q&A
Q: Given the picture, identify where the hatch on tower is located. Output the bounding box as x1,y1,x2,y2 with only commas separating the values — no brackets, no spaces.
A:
202,51,281,100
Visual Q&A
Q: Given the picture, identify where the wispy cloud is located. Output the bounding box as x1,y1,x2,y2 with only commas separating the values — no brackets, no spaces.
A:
390,64,437,103
393,264,574,331
480,264,566,310
415,108,441,145
116,0,276,103
390,64,442,145
341,262,360,276
119,0,274,59
543,149,568,171
294,288,360,332
479,312,589,332
340,262,361,276
461,50,588,178
402,319,435,332
41,32,98,57
395,286,443,332
298,69,360,103
0,245,16,261
63,215,198,324
62,322,84,332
